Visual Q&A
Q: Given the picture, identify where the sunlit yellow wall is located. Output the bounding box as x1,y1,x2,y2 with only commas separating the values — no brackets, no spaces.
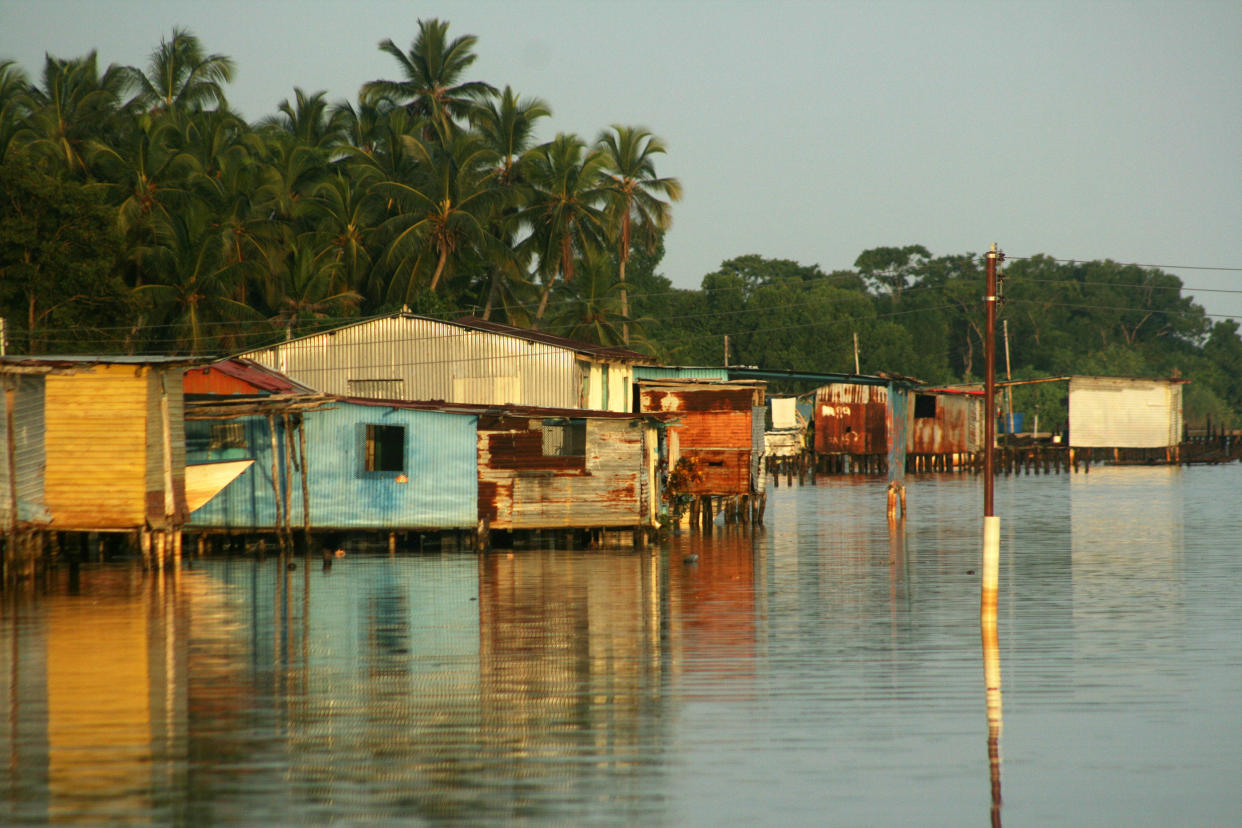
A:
43,365,149,529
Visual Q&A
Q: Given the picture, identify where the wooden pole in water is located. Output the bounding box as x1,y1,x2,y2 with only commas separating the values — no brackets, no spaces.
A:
984,243,1001,516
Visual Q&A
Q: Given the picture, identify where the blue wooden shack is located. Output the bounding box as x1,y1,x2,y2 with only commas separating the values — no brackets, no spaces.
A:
187,394,478,536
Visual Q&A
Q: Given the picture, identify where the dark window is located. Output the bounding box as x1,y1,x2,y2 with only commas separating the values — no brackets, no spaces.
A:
541,419,586,457
365,424,405,472
914,394,937,419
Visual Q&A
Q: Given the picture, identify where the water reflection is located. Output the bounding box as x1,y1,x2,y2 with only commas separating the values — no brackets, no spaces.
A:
0,466,1239,825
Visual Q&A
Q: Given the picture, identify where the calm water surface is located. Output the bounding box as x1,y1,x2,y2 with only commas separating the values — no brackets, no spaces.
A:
2,465,1239,826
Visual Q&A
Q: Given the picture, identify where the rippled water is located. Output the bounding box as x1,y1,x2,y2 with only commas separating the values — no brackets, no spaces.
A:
2,465,1239,826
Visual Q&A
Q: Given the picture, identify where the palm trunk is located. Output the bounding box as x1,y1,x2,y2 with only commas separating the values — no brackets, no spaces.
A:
428,247,449,292
534,279,554,326
482,268,500,320
619,253,630,346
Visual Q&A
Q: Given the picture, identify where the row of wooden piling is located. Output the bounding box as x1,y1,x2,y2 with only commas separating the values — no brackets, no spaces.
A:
767,440,1242,486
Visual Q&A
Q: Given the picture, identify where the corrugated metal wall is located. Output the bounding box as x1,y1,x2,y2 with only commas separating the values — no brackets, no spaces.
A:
638,386,759,496
478,416,652,530
43,366,151,530
1069,377,1182,448
1,375,49,528
189,404,478,531
242,316,630,412
908,392,975,454
814,384,889,455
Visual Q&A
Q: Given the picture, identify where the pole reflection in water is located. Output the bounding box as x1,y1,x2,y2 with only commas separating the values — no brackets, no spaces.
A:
981,513,1004,828
982,602,1003,827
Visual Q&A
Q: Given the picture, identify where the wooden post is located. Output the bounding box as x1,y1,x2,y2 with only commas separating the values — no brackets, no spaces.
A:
282,414,296,550
267,415,284,547
297,415,311,547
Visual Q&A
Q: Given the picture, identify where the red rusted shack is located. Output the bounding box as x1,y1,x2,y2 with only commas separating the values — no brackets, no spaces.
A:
814,383,890,455
477,408,662,532
908,388,984,455
637,380,766,497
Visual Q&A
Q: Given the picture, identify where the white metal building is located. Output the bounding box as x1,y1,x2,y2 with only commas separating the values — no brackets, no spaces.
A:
239,313,649,412
1068,376,1185,448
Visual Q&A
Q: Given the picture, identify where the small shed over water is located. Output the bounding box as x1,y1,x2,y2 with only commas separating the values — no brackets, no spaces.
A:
908,387,984,457
636,379,767,498
1,356,203,536
186,395,478,534
477,407,664,535
1067,376,1186,448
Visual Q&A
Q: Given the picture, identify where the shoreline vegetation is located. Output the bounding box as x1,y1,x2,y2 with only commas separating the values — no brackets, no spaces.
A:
1,20,1240,431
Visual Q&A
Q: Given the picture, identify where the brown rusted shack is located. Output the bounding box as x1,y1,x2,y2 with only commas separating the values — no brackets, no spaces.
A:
906,388,983,471
477,408,662,541
637,380,766,528
813,382,891,473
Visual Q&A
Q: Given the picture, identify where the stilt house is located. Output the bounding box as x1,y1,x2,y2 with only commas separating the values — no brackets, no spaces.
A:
1,356,203,541
636,379,767,511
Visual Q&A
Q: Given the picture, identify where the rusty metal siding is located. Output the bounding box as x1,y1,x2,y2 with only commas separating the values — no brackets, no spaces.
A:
751,406,767,494
638,384,761,497
814,383,889,455
478,416,651,530
1069,377,1183,448
1,375,49,528
241,316,626,411
908,392,974,454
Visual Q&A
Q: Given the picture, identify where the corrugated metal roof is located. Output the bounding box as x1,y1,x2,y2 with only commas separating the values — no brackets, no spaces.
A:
335,396,674,422
455,316,650,361
1,355,210,372
187,358,319,395
633,365,730,381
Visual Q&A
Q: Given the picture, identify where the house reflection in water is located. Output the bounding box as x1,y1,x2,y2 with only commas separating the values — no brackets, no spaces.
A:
0,541,766,824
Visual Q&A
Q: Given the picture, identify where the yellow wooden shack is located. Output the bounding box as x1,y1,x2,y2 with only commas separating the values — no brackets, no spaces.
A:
1,356,205,563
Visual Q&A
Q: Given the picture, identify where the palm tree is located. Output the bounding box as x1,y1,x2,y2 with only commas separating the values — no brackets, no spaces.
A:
522,133,609,323
91,114,197,236
259,87,350,153
371,128,499,302
546,247,630,347
134,209,261,354
471,86,550,186
0,59,30,163
470,86,550,320
263,241,361,340
124,28,234,114
19,51,130,175
597,125,681,344
361,18,497,138
306,172,382,310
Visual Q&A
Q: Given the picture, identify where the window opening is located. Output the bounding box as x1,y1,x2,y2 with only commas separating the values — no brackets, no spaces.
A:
914,394,937,419
541,419,586,457
365,424,406,472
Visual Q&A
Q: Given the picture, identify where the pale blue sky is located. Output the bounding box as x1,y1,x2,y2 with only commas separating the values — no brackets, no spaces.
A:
3,0,1240,321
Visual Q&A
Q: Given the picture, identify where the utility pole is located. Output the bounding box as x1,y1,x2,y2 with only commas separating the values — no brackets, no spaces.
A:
983,244,1002,517
1002,319,1015,434
853,331,861,374
723,335,729,368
